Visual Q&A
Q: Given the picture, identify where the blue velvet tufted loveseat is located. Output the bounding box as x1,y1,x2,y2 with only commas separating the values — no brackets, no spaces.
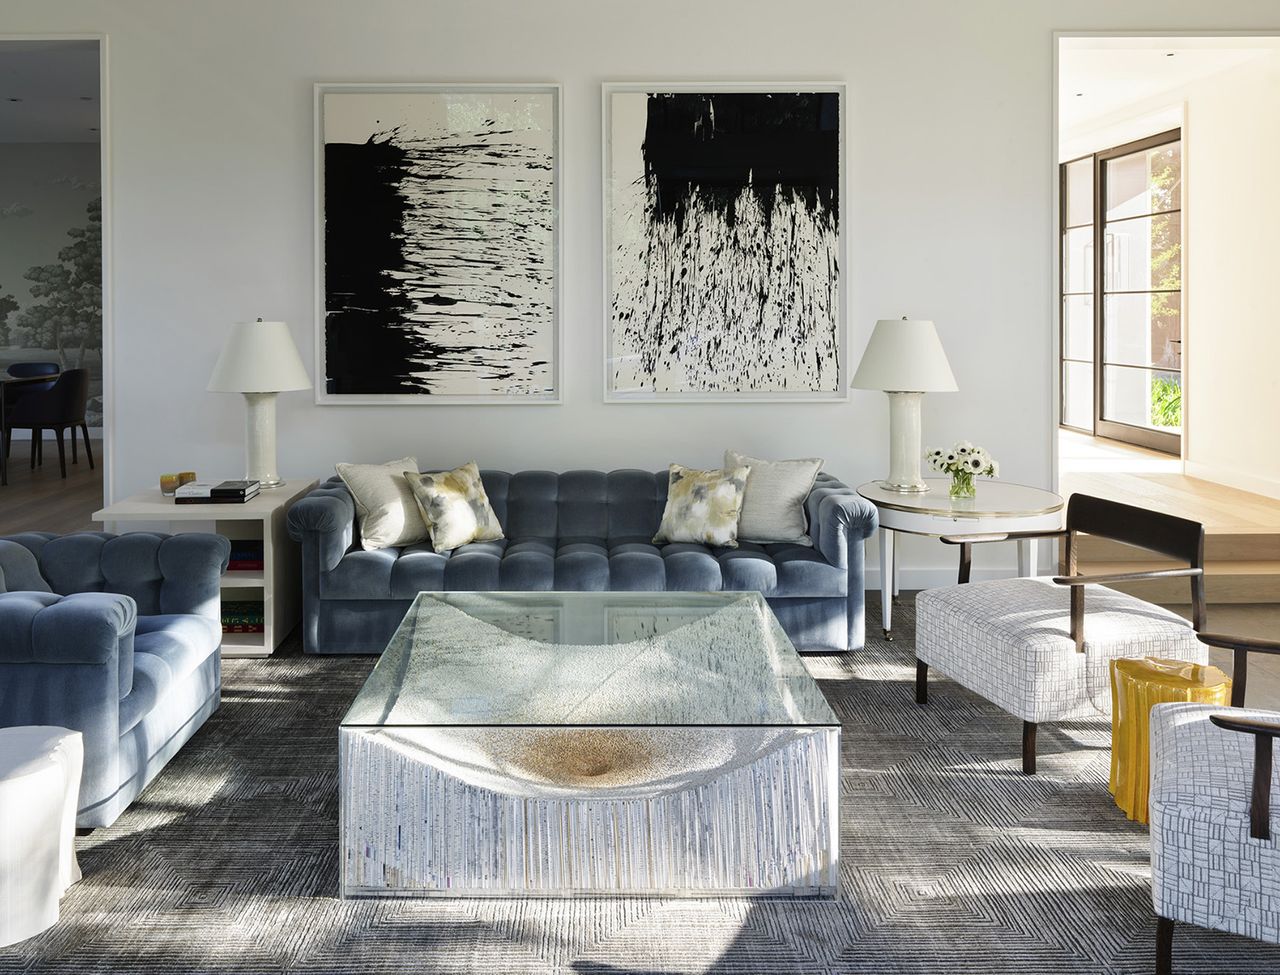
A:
288,469,877,655
0,531,230,827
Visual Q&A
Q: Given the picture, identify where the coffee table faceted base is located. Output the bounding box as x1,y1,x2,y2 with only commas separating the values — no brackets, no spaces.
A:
340,725,839,897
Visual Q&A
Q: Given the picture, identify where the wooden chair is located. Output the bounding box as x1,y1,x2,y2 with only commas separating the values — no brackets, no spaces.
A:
2,368,94,479
914,494,1207,774
1149,632,1280,973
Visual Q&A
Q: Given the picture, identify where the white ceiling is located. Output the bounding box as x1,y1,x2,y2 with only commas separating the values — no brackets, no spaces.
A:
0,39,100,143
1059,36,1280,133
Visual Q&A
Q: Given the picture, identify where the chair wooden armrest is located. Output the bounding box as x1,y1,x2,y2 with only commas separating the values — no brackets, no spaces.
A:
1197,633,1280,655
1209,712,1278,840
1050,567,1203,587
1197,633,1280,709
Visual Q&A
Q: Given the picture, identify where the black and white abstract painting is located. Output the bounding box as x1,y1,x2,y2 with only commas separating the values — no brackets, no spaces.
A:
605,85,845,401
317,84,559,403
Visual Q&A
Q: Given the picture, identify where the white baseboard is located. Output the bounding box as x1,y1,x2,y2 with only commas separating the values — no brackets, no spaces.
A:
1184,461,1280,502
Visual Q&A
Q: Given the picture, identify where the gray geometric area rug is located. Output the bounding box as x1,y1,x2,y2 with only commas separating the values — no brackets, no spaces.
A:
4,599,1278,974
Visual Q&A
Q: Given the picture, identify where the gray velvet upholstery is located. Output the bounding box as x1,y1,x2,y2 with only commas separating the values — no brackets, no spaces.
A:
0,531,230,827
289,469,876,654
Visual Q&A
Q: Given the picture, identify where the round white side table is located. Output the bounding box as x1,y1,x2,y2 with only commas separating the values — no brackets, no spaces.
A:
857,478,1065,639
0,726,83,947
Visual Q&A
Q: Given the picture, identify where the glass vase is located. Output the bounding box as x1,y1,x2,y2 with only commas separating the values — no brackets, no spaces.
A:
949,471,976,499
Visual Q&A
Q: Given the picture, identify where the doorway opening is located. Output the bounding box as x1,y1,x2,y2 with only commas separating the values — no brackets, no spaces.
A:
0,37,105,530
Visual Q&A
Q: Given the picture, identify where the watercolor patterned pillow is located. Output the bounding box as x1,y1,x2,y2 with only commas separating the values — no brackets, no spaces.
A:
652,463,751,549
405,462,504,551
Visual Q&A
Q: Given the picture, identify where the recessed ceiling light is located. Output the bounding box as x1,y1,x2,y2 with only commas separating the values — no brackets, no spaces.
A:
1166,52,1176,57
1075,92,1084,97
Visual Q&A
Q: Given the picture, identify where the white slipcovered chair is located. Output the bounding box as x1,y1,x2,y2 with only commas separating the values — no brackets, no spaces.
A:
0,726,83,947
1149,632,1280,974
915,494,1207,774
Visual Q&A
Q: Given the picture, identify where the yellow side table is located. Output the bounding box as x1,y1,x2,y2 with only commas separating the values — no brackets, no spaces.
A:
1109,657,1232,824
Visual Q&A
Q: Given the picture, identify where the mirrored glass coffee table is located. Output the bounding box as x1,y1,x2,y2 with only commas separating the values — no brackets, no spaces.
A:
340,591,840,898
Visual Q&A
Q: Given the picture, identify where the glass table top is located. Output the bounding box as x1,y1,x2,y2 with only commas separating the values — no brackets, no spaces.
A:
341,591,838,729
856,477,1064,518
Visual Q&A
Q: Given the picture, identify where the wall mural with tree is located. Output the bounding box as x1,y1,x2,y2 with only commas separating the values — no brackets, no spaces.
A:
10,197,102,371
0,141,103,430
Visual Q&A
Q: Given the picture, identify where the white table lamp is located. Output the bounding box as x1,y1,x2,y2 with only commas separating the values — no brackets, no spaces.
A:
851,318,957,493
208,319,311,489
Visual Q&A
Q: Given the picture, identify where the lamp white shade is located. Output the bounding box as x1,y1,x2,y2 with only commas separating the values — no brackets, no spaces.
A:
207,320,312,393
850,319,958,393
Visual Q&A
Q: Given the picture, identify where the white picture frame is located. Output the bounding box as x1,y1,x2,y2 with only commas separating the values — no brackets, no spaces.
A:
602,81,848,403
314,83,562,405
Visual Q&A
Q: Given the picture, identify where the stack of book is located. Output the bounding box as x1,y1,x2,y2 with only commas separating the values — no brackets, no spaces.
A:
175,480,261,504
222,600,265,634
228,540,264,572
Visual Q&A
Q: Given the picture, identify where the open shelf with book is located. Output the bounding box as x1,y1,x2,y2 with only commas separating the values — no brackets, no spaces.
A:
93,479,318,658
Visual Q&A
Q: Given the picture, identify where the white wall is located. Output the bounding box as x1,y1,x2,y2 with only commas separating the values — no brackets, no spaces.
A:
1182,53,1280,498
6,0,1280,584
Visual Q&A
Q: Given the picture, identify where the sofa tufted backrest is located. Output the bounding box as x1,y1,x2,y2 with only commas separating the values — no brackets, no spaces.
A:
5,531,228,620
480,470,670,543
320,469,851,546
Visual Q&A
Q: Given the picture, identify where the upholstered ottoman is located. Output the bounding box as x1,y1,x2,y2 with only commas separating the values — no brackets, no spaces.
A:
0,726,83,947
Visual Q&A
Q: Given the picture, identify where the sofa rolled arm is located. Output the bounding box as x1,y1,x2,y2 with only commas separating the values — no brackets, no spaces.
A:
288,482,356,573
0,590,138,700
811,488,879,570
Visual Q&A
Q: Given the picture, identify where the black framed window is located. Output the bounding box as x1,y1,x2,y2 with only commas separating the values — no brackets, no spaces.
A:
1059,129,1182,453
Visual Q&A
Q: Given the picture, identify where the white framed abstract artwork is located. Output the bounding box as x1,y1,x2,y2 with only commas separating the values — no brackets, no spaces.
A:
603,83,847,402
315,83,561,404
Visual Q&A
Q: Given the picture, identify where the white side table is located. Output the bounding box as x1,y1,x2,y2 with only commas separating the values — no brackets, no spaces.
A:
0,727,83,947
93,479,318,656
857,478,1065,639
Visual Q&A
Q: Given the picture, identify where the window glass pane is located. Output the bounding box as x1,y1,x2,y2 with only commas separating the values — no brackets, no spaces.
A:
1105,142,1181,219
1062,360,1093,430
1062,226,1094,294
1064,158,1092,228
1103,293,1181,369
1103,366,1181,431
1103,213,1180,292
1063,295,1093,360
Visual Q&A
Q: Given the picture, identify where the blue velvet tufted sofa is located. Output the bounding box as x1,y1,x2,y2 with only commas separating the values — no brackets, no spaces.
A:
0,531,230,827
288,469,877,655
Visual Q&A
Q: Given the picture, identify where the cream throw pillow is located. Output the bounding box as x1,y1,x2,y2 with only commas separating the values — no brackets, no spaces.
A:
405,462,504,551
726,450,824,546
652,464,751,549
335,457,425,551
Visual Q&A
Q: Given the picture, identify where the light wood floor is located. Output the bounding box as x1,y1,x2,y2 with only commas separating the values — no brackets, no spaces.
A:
1059,430,1280,535
0,438,103,536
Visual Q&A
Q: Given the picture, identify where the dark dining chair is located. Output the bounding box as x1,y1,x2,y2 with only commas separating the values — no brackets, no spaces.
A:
3,368,94,478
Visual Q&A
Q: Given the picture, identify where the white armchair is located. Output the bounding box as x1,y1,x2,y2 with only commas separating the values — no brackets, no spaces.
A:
1149,632,1280,974
915,494,1208,774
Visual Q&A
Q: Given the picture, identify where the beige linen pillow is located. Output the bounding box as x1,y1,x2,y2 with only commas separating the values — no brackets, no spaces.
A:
335,457,426,551
726,450,824,546
405,462,504,551
652,464,751,549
